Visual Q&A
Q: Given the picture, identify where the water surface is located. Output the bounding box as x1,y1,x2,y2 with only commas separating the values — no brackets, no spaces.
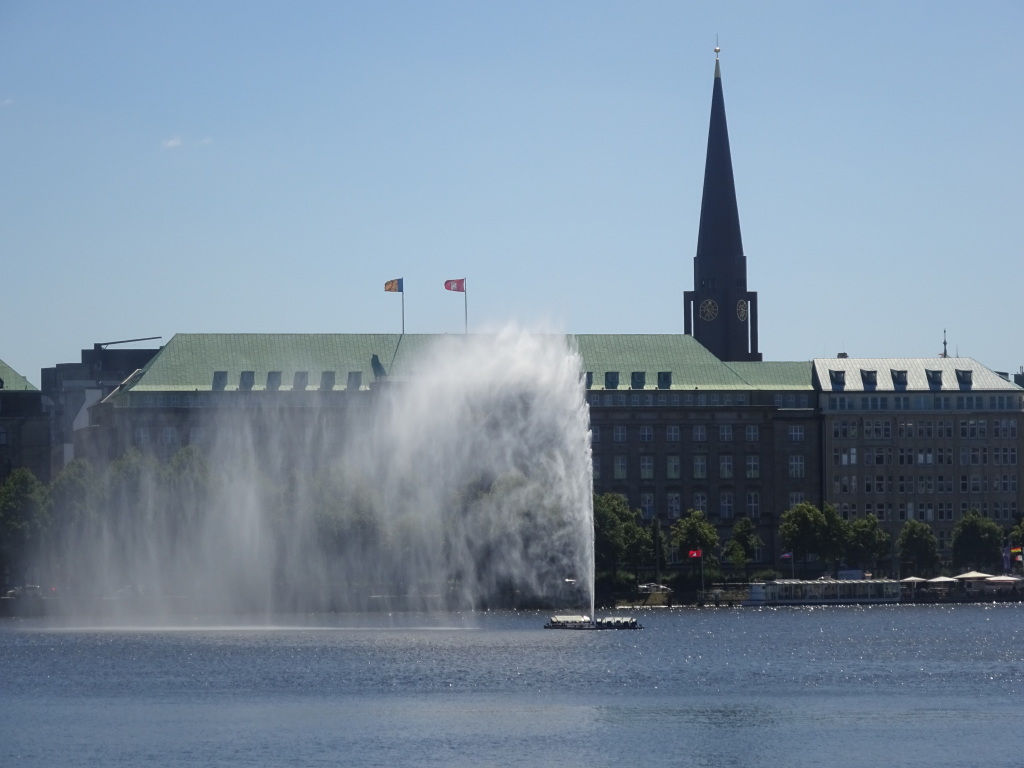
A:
2,605,1022,767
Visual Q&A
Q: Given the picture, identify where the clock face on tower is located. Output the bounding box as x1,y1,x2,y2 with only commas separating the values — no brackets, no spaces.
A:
736,299,748,321
699,299,719,321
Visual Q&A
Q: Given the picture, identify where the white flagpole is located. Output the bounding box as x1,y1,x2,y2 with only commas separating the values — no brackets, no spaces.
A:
464,279,468,334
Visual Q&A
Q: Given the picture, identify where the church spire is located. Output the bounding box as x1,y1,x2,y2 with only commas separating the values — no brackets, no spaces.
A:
684,49,761,362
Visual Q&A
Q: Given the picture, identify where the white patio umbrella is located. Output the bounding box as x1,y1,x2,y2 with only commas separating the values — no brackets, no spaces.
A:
984,575,1021,584
900,576,926,597
954,571,993,580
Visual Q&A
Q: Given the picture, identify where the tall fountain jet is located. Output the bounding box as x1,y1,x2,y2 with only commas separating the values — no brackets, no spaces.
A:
44,328,595,620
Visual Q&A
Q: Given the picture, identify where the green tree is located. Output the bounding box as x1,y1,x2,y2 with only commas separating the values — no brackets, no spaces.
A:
846,514,890,572
897,519,940,577
593,493,648,574
0,468,49,586
728,516,764,578
1009,518,1024,572
650,518,668,584
45,458,99,592
778,502,826,571
723,539,747,576
817,504,851,576
670,509,719,565
951,510,1004,572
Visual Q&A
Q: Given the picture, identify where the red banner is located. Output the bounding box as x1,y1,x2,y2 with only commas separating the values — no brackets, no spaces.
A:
444,278,466,292
688,549,702,559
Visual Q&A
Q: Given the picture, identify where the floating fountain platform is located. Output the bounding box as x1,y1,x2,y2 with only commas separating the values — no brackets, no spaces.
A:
544,614,642,630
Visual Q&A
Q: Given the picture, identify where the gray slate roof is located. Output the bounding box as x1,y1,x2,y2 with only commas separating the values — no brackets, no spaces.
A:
812,357,1021,393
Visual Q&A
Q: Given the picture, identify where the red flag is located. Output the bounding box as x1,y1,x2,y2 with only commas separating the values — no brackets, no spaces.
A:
688,549,702,559
444,278,466,292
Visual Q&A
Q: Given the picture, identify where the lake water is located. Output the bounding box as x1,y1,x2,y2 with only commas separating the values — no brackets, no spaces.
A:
2,605,1024,767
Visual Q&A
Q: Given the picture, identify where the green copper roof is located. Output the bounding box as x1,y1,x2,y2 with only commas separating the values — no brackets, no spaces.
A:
114,332,813,395
0,357,37,391
575,334,809,390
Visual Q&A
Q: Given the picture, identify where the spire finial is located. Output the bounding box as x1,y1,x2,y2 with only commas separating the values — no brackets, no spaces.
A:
715,35,720,60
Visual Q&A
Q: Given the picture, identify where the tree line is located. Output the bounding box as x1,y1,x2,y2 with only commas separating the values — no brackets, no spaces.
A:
2,461,1022,596
593,493,1024,590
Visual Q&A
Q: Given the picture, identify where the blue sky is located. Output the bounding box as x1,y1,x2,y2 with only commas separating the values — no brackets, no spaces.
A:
2,2,1022,386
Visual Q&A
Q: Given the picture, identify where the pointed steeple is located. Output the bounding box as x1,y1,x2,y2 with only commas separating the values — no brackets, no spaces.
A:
684,50,761,362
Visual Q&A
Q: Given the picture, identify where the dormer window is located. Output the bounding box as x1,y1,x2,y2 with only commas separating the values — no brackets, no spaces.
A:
860,370,877,391
956,369,973,390
212,371,228,391
293,371,309,391
631,372,646,390
266,371,282,391
585,372,593,389
604,371,619,390
829,370,846,390
658,371,672,390
926,369,943,390
891,369,908,390
320,371,336,391
239,371,255,391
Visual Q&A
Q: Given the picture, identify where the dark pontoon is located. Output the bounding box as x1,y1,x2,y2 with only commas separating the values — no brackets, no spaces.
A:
544,614,642,630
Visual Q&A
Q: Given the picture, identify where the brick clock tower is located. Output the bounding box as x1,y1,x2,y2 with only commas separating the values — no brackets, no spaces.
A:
684,51,761,362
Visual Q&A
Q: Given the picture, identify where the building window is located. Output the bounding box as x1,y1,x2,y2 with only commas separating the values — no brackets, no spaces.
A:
693,492,707,513
747,491,760,518
719,424,733,442
667,492,682,519
640,456,654,480
188,427,204,443
864,419,892,439
960,420,987,439
833,447,857,466
666,455,681,480
789,492,805,508
693,425,707,442
994,419,1018,438
592,456,601,481
613,426,627,443
720,455,734,479
745,425,759,442
591,426,601,443
639,426,654,443
613,456,627,480
788,425,805,441
693,455,707,479
640,493,655,519
745,455,760,479
161,427,178,446
134,427,149,446
720,491,734,519
788,455,805,479
666,425,680,442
